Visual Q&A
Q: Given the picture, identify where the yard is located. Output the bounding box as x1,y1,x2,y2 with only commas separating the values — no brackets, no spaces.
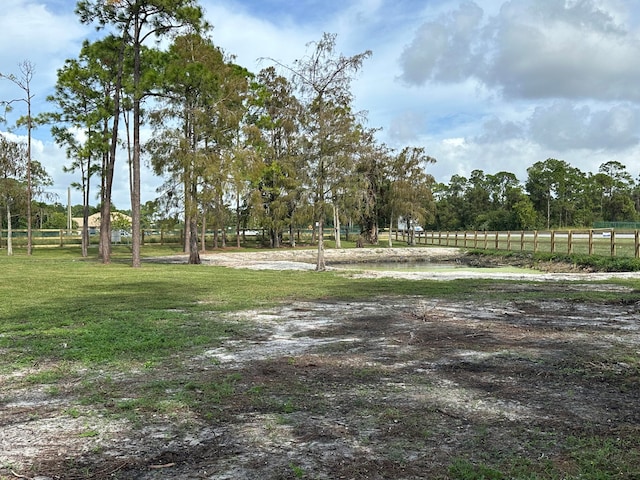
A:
1,247,639,479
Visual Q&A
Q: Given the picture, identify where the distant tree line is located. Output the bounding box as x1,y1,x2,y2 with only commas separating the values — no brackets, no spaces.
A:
430,159,639,232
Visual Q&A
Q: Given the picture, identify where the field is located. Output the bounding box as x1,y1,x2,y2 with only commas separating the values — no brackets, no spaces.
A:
1,246,639,479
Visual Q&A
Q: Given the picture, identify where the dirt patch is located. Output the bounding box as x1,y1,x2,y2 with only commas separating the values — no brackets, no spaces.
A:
2,249,640,479
195,247,640,281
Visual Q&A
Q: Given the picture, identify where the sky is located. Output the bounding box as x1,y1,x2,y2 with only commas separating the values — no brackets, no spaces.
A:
2,0,640,209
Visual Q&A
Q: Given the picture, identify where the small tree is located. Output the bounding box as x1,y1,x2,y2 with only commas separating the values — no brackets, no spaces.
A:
0,135,27,255
46,41,111,257
1,61,37,255
276,33,371,270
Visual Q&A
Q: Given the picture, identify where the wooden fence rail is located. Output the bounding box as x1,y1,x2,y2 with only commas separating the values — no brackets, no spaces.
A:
417,229,640,258
3,228,640,258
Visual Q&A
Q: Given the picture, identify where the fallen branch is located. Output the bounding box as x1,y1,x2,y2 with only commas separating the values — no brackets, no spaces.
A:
11,471,33,480
149,463,176,469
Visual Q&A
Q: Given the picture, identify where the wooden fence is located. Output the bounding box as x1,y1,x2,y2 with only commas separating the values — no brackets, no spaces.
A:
4,228,640,258
0,229,182,248
417,229,640,258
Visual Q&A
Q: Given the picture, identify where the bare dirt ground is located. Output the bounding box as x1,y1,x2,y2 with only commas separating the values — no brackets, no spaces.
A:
2,248,640,479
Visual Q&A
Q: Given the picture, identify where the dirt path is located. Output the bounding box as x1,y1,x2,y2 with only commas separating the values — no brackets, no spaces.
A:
2,248,639,479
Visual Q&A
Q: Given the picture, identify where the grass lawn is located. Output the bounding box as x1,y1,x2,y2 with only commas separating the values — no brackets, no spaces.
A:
1,245,639,479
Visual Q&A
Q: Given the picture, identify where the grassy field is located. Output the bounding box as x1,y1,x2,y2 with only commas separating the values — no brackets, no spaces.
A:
0,245,479,369
1,245,639,479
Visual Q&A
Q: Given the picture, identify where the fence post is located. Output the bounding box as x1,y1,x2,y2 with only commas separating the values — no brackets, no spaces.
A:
60,229,64,247
474,231,478,248
567,230,573,255
520,231,525,251
636,230,640,259
483,231,488,249
611,229,616,257
534,231,539,253
507,231,512,251
550,231,556,254
589,229,594,255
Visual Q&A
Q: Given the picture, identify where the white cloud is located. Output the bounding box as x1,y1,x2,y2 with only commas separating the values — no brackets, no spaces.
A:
400,0,640,102
399,1,484,85
528,101,640,150
486,0,640,101
0,0,87,91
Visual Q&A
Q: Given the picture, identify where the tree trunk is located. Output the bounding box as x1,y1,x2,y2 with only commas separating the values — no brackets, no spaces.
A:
236,196,241,248
130,28,142,268
82,204,89,258
316,218,325,271
184,212,191,254
99,43,124,264
188,217,201,264
407,215,416,246
333,203,341,249
81,173,90,258
388,214,393,247
6,204,13,256
316,154,327,272
273,228,281,248
200,216,206,253
26,102,32,256
99,200,112,263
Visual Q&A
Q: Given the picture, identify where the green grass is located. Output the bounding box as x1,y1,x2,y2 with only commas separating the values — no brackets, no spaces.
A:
1,245,639,371
466,248,640,272
2,245,640,479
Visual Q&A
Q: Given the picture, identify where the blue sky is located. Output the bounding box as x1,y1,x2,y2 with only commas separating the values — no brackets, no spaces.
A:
2,0,640,208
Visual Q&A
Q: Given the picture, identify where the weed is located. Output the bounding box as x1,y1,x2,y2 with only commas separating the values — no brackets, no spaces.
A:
65,407,82,418
289,463,306,478
449,458,505,479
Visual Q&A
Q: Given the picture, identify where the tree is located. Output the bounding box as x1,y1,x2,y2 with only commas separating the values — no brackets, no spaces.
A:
348,127,388,245
148,33,250,263
1,61,37,255
525,158,583,228
465,170,491,229
46,40,114,257
279,33,371,270
387,147,436,246
0,135,27,255
247,67,304,248
596,161,636,222
484,171,523,230
76,0,206,267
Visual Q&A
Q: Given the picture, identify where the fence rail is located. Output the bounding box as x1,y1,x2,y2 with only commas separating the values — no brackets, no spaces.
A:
3,228,640,259
0,228,313,248
419,229,640,258
0,229,185,248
